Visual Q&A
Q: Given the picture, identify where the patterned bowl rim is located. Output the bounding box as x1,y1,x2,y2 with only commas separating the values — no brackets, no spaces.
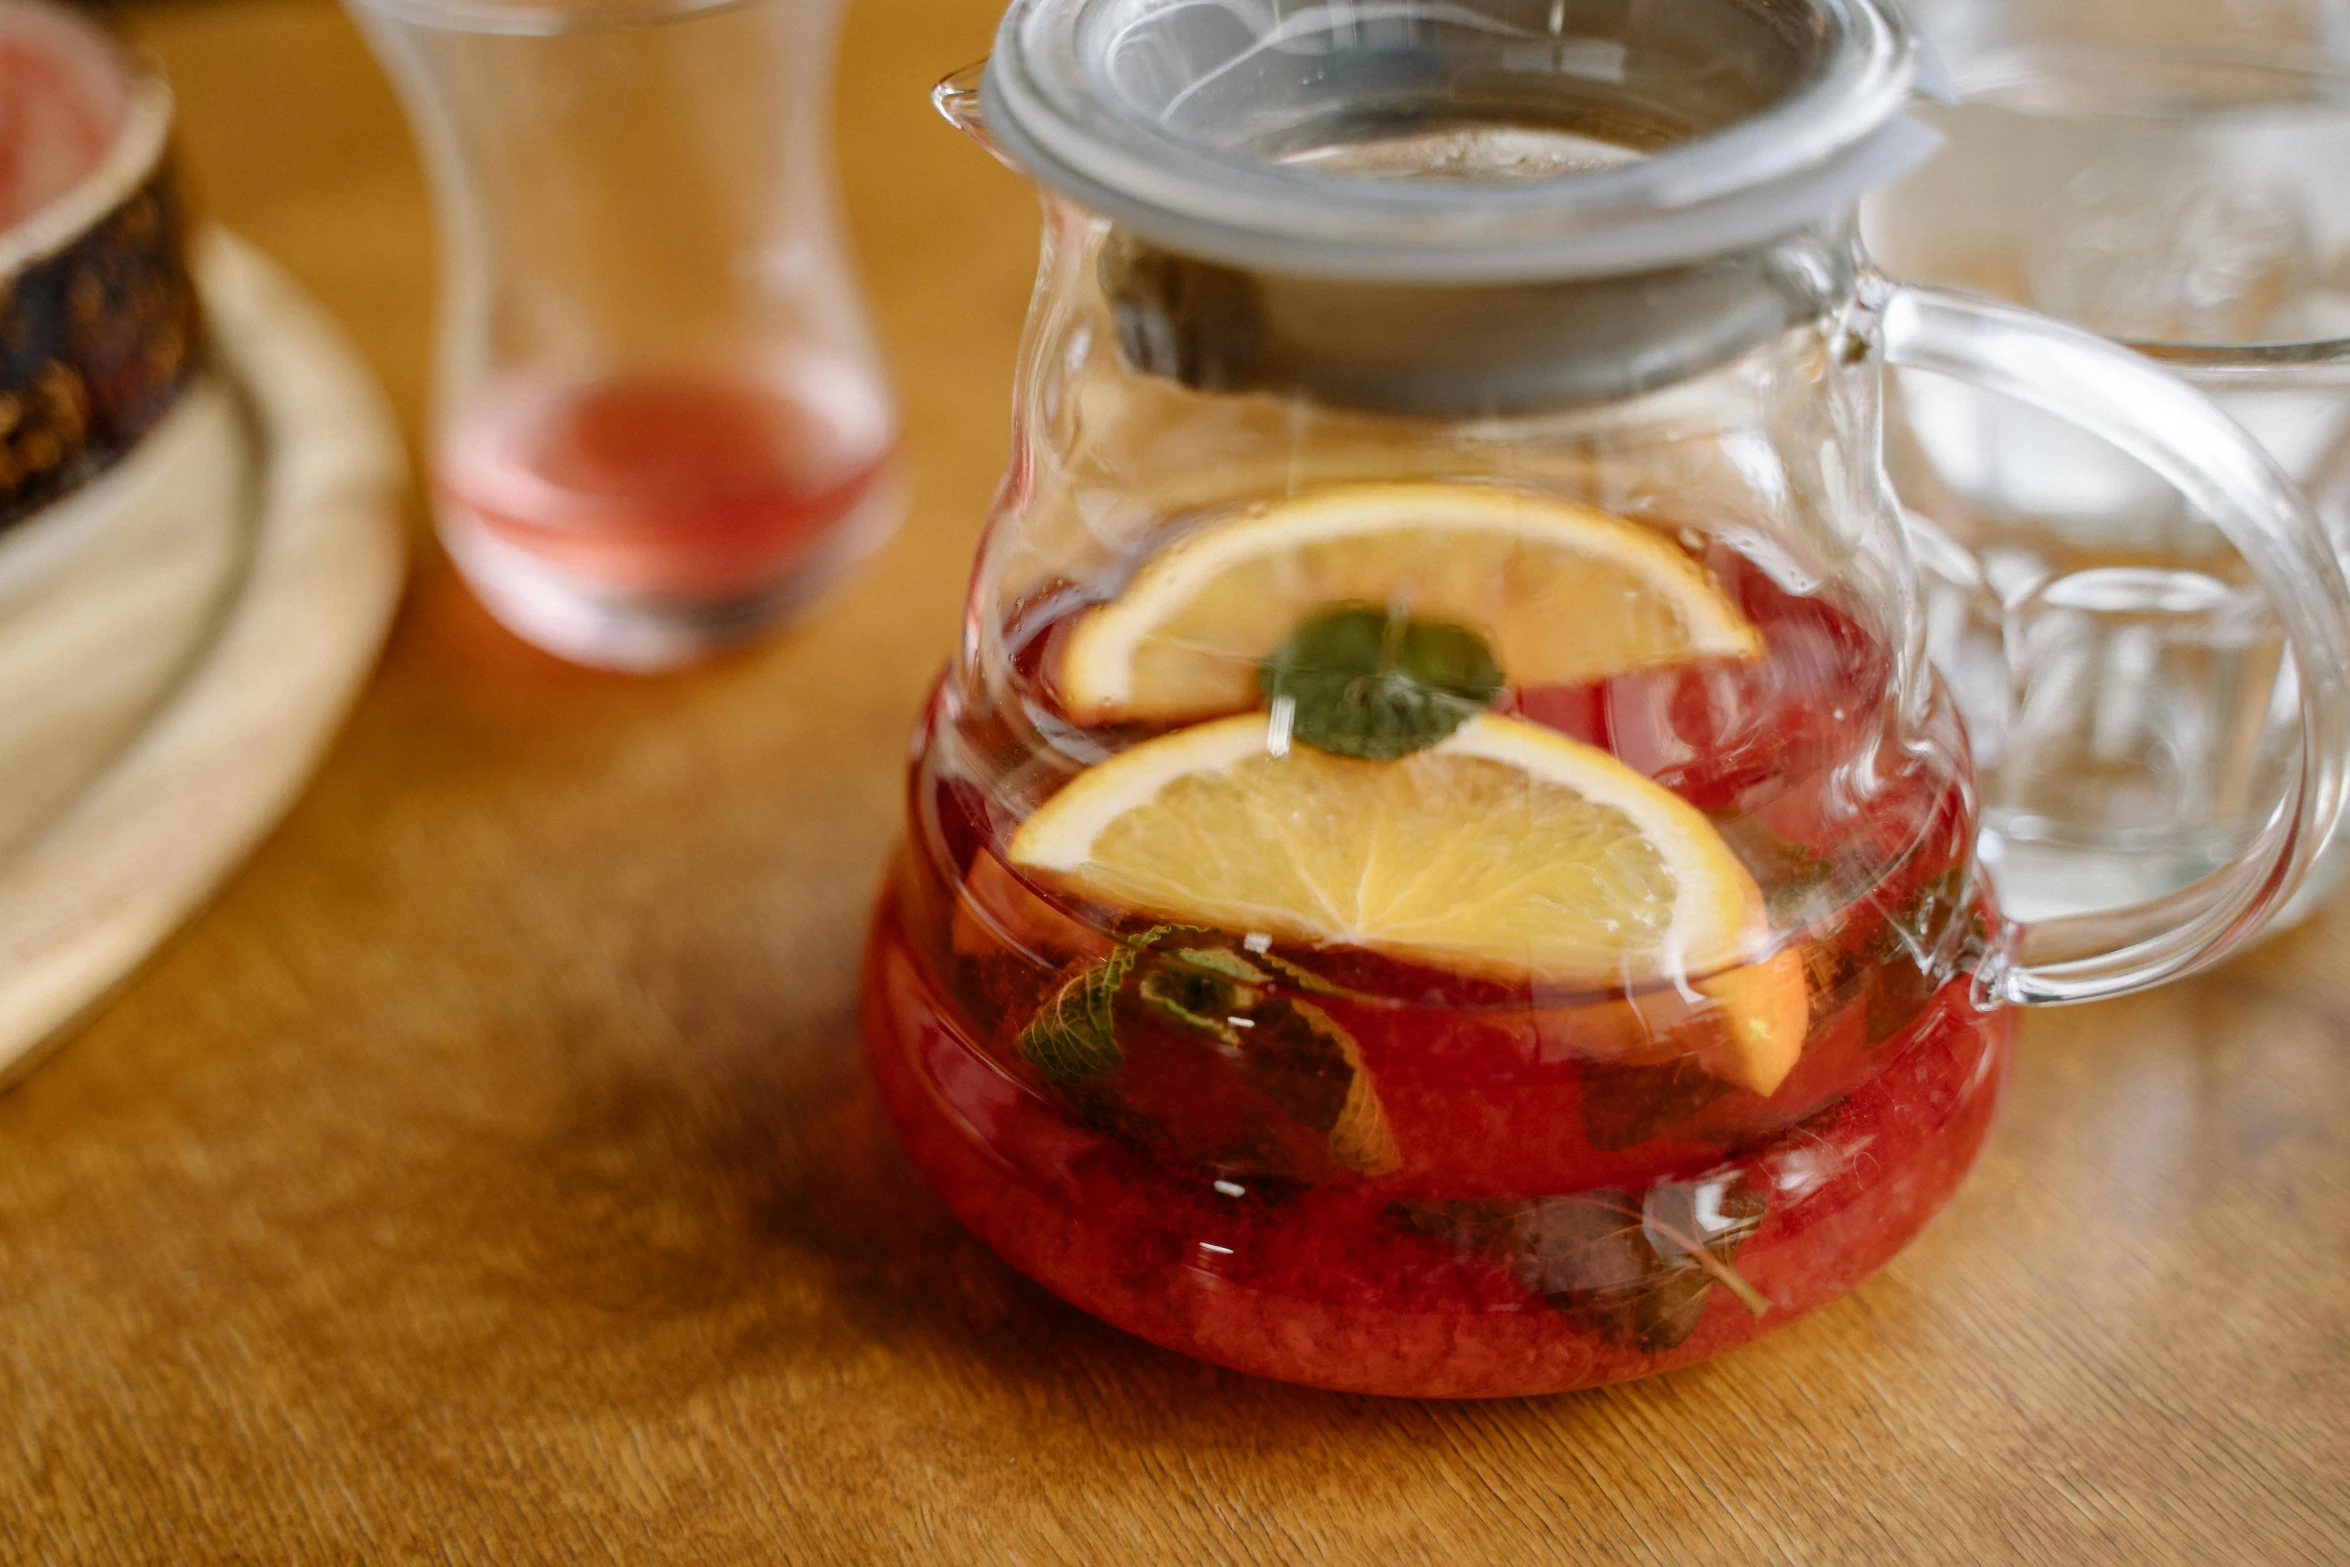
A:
0,2,175,283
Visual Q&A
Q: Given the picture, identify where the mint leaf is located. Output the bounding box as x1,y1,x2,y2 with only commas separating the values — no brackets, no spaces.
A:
1715,818,1846,927
1125,923,1209,950
1578,1054,1737,1151
1860,864,1988,1047
1137,963,1256,1044
1020,927,1404,1176
1299,999,1402,1177
1259,605,1501,761
1166,947,1272,985
1253,950,1379,1002
1400,1171,1767,1353
1219,995,1400,1176
1138,947,1401,1174
1017,944,1142,1082
1015,924,1239,1081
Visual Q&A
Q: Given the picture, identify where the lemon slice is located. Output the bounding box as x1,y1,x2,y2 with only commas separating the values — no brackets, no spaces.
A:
1691,948,1809,1097
1058,483,1763,723
1007,712,1769,990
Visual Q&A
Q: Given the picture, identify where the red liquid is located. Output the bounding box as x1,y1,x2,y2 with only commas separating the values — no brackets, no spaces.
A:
863,535,2014,1397
436,368,898,600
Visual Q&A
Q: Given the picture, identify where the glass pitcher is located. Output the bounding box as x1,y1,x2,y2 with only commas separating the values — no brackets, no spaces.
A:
862,0,2350,1398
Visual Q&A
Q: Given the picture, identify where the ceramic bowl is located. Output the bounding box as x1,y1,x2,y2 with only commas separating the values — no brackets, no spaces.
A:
0,0,203,532
0,0,241,864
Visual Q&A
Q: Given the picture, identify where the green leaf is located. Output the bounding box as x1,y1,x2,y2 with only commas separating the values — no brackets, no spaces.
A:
1016,944,1143,1083
1258,605,1502,761
1015,924,1210,1081
1253,950,1373,1001
1021,927,1404,1176
1860,863,1988,1047
1222,995,1400,1176
1131,952,1399,1174
1578,1055,1736,1152
1297,1000,1402,1177
1400,1171,1768,1353
1122,923,1207,952
1041,928,1405,1175
1715,817,1846,927
1137,964,1256,1044
1166,947,1271,985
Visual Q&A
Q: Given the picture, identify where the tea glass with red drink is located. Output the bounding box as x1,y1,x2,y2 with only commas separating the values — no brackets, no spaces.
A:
353,0,904,670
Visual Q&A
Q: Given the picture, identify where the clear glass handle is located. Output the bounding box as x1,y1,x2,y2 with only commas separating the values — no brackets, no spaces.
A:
1878,281,2350,1005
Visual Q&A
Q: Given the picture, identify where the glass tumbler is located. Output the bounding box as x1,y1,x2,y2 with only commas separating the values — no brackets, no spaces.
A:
1865,0,2350,922
351,0,905,670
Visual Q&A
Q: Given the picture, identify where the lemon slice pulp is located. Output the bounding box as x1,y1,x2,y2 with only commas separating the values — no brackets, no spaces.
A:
1008,712,1768,990
1057,483,1763,723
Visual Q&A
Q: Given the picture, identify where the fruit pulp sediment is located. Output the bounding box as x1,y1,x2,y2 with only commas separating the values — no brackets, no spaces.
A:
863,497,2014,1397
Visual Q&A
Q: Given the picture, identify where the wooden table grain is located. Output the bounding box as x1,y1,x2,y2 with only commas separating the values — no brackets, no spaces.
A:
5,1,2347,1560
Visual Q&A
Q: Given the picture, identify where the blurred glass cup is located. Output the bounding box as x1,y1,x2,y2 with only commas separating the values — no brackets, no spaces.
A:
351,0,905,671
1866,0,2350,923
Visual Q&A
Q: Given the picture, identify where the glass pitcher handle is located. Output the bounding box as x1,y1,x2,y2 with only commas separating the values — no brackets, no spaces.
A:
1876,281,2350,1006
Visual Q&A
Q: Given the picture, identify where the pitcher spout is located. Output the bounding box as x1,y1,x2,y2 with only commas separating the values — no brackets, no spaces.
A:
933,61,1017,170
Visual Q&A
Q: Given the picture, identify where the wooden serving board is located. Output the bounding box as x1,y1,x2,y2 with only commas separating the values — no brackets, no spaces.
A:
0,228,406,1083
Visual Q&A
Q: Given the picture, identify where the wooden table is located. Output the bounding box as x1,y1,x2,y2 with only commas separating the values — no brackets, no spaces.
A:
5,1,2347,1559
